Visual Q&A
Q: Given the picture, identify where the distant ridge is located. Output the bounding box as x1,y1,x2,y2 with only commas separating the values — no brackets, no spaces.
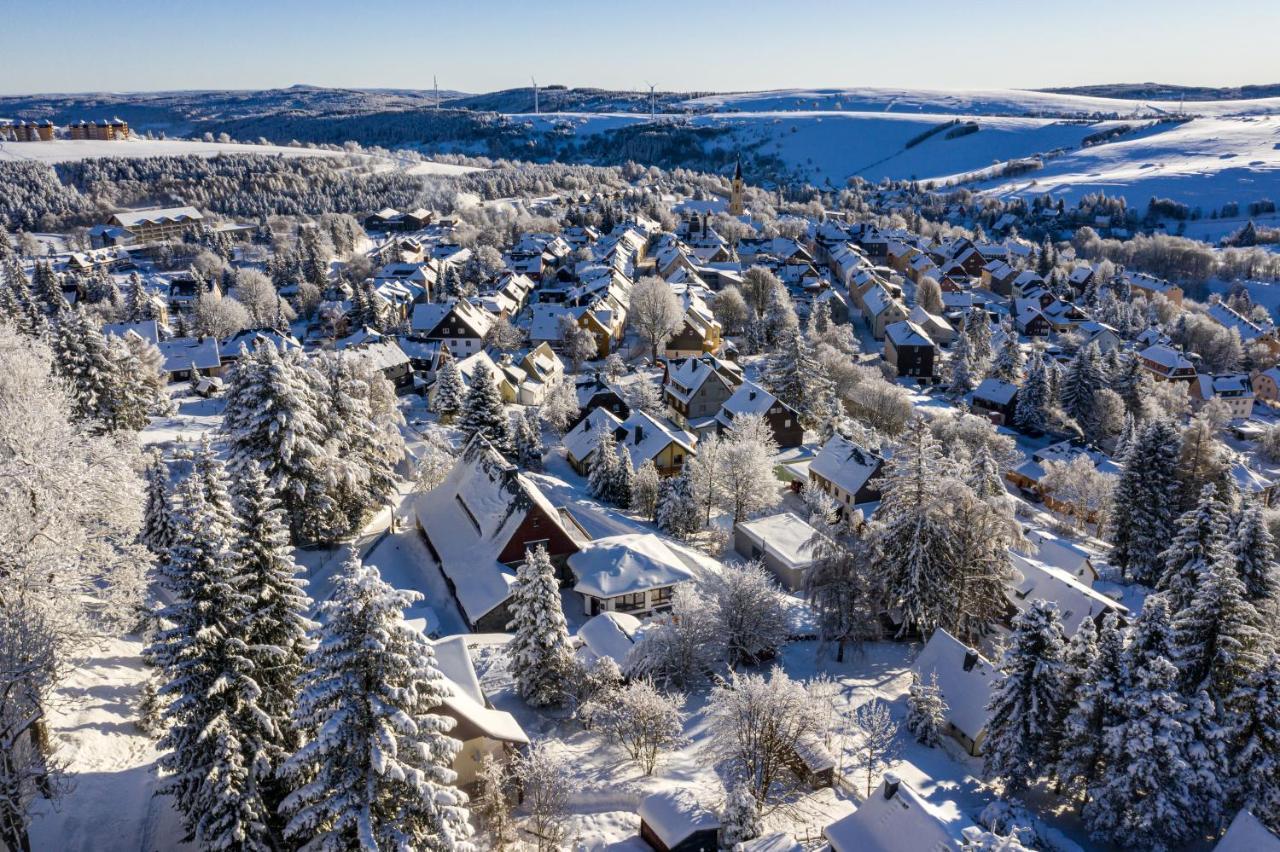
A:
1038,82,1280,101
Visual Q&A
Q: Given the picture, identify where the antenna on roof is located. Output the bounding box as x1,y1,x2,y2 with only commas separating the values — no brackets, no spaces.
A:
531,76,539,115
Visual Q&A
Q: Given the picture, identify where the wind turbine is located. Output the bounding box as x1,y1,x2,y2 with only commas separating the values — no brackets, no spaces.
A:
531,76,539,115
644,81,656,121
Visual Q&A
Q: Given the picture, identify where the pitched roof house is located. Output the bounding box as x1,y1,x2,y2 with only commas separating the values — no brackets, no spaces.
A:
568,533,697,617
715,380,804,448
809,435,886,508
414,436,586,631
824,773,971,852
911,629,1002,755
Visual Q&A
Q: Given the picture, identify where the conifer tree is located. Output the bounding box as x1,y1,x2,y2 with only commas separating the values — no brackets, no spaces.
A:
1057,614,1126,802
505,545,573,708
984,601,1070,793
906,671,948,747
1012,352,1050,433
125,272,152,322
1235,653,1280,833
513,406,544,472
430,358,465,422
141,451,177,559
1128,594,1177,672
655,471,700,539
1059,343,1105,427
223,345,334,542
762,326,836,429
1084,656,1213,851
1109,418,1183,585
52,308,117,429
1171,559,1264,704
148,475,274,850
1157,483,1232,612
991,323,1024,382
231,464,315,762
588,425,620,501
948,330,977,395
459,362,512,455
720,782,763,848
280,552,474,850
609,443,635,509
964,306,993,365
1232,499,1279,604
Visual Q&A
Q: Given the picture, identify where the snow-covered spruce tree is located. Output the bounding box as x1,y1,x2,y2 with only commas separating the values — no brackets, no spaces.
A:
51,307,117,430
141,450,177,560
609,442,635,509
231,464,315,760
708,560,790,668
1157,483,1232,613
1011,352,1050,433
720,782,763,848
873,416,953,638
1057,614,1126,805
587,423,620,501
991,322,1023,382
655,471,700,540
279,552,474,851
459,361,512,456
906,671,948,747
514,406,544,472
1108,417,1183,585
1059,342,1104,427
1235,653,1280,833
1171,557,1264,704
804,502,881,661
313,351,399,539
966,444,1006,501
222,344,334,543
631,458,661,519
148,475,274,850
1127,593,1177,672
948,330,977,395
964,306,993,365
1176,416,1231,514
505,544,573,707
430,357,465,423
943,480,1019,644
1084,656,1213,851
762,325,836,430
1232,498,1279,604
983,600,1069,794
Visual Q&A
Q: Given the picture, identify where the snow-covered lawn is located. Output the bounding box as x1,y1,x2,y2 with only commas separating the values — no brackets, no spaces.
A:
0,137,346,163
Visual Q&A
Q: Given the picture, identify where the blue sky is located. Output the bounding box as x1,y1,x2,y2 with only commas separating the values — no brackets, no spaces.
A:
5,0,1277,95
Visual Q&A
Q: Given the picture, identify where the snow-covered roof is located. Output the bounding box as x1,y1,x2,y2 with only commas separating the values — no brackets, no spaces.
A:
911,629,1002,743
973,377,1018,406
111,205,203,228
810,435,883,499
102,319,160,347
617,410,695,467
739,834,802,852
576,611,642,667
562,407,624,463
885,319,934,348
1007,553,1126,637
1026,528,1094,579
1138,343,1194,373
414,436,575,623
1216,810,1280,852
422,635,529,745
735,512,817,570
158,336,221,372
825,773,969,852
568,533,697,599
344,338,410,373
638,789,719,847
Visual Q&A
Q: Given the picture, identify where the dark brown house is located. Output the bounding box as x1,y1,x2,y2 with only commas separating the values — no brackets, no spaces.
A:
714,380,804,448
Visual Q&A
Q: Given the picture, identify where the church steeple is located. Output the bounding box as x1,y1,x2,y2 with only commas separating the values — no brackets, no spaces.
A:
729,153,744,216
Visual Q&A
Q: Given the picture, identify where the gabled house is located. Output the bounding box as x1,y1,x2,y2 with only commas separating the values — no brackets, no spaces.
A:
568,533,697,617
1216,809,1280,852
1007,552,1127,637
515,343,565,405
907,304,955,345
410,298,494,358
883,320,936,380
715,380,803,448
809,435,885,508
1138,343,1197,382
1026,528,1097,584
911,629,1002,755
664,356,737,428
1194,372,1254,419
638,789,720,852
734,512,818,591
414,436,586,632
971,377,1019,424
824,774,971,852
563,408,695,477
569,375,631,431
862,285,909,341
158,336,222,382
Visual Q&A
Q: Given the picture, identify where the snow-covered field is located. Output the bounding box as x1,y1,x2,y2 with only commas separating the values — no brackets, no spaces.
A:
0,137,347,163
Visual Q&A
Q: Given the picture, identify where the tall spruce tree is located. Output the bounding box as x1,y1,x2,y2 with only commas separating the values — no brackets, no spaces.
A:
1056,614,1127,803
1157,483,1232,612
1012,352,1050,433
430,358,465,422
762,326,836,429
984,601,1070,793
1059,343,1105,427
148,475,274,850
1171,559,1264,704
1235,653,1280,833
458,362,512,455
1108,418,1183,585
280,552,474,850
513,406,544,472
505,544,573,707
141,451,177,560
1232,498,1279,604
588,425,620,501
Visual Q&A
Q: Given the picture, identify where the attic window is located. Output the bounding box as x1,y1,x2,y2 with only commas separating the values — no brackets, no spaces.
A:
454,495,482,535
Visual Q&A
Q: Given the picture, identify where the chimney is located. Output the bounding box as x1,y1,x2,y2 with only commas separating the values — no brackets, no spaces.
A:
883,772,901,800
748,390,757,401
963,648,980,672
634,425,644,444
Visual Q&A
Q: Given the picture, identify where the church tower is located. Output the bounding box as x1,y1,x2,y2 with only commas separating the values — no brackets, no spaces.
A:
729,154,744,216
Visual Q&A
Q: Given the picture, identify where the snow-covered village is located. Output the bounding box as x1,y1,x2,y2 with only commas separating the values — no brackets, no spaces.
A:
5,5,1280,852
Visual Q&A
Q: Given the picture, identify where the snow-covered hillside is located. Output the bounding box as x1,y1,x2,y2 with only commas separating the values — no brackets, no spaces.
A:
0,137,344,164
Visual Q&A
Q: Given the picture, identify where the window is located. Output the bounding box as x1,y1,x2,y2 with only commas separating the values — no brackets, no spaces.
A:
614,592,647,612
784,419,792,427
652,587,673,605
